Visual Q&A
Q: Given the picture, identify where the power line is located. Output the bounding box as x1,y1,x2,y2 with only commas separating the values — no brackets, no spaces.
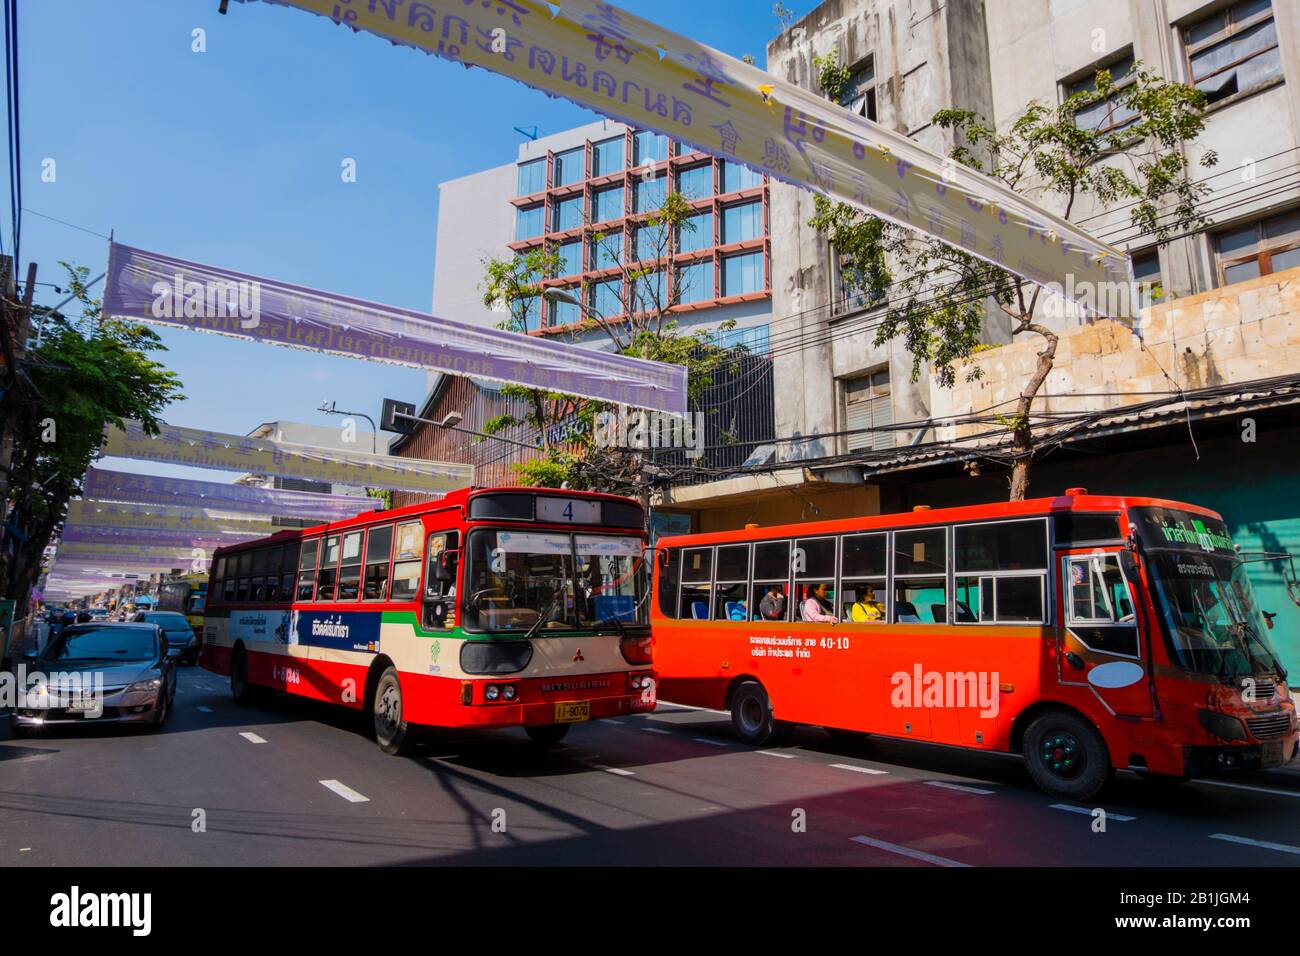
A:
21,206,112,240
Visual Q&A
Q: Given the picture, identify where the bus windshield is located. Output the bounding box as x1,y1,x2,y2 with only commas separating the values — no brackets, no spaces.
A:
462,528,647,633
1131,506,1285,678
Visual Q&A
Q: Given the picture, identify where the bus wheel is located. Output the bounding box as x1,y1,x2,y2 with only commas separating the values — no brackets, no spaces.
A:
525,724,571,746
730,681,776,745
1024,711,1112,800
373,666,414,756
230,647,255,706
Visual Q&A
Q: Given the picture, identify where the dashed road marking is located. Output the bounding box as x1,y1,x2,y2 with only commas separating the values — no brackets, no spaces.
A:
597,766,635,776
925,781,995,795
196,706,213,713
831,762,889,775
851,835,970,868
239,732,267,744
1050,803,1134,821
1210,833,1300,856
1196,779,1300,799
319,779,370,803
693,737,729,747
758,750,797,758
642,727,672,735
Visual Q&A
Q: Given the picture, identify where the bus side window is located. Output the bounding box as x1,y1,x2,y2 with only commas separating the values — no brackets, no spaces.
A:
657,549,681,618
423,532,458,628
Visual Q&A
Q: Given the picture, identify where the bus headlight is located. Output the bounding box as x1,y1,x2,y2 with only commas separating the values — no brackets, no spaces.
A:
1197,708,1247,742
485,684,500,701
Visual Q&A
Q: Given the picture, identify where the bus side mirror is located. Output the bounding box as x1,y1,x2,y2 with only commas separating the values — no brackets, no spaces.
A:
1118,550,1139,580
435,549,458,582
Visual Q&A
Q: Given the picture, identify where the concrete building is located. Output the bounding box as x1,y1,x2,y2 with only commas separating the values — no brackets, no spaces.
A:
684,0,1300,665
237,420,372,499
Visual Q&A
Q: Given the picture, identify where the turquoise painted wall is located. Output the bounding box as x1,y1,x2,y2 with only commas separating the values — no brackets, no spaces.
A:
908,426,1300,674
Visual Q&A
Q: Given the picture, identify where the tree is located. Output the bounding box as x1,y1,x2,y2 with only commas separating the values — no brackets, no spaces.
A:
478,191,738,517
0,264,184,615
808,64,1217,499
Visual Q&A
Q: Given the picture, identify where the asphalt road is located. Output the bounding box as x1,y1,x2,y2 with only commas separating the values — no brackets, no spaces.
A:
2,665,1299,866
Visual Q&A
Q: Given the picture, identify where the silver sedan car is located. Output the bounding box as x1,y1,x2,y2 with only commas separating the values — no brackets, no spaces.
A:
10,623,177,733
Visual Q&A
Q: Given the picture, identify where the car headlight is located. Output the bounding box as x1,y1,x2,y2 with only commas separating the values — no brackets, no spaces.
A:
127,678,162,694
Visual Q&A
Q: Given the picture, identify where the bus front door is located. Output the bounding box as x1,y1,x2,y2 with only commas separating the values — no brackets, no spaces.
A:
1057,552,1153,719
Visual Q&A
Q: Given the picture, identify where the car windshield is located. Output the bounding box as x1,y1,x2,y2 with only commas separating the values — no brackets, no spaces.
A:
1131,506,1285,678
144,613,189,629
46,626,157,663
462,528,647,632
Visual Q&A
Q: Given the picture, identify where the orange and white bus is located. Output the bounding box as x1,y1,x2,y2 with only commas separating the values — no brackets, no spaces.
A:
200,487,654,753
651,489,1297,798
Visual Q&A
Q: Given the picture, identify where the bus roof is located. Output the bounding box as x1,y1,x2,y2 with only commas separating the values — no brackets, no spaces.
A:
653,491,1224,549
210,486,643,558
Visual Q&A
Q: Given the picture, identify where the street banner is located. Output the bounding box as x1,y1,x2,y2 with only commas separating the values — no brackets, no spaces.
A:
54,542,214,561
60,525,262,550
243,0,1130,302
67,501,279,536
84,467,379,521
104,242,689,414
101,420,470,495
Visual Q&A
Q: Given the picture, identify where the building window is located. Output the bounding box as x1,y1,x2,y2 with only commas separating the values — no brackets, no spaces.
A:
844,368,893,452
634,174,667,212
592,185,623,223
1066,53,1137,135
719,323,770,353
590,278,623,317
1184,0,1282,104
1215,208,1300,284
721,201,762,243
833,249,882,315
1131,249,1164,307
592,136,625,176
591,231,623,270
549,289,581,325
636,222,668,262
722,161,763,193
515,204,543,241
722,251,763,295
517,158,545,195
676,163,713,199
633,129,668,165
677,261,713,304
677,210,714,253
629,270,666,313
557,240,582,277
554,147,585,187
516,295,540,332
841,57,877,121
553,195,584,232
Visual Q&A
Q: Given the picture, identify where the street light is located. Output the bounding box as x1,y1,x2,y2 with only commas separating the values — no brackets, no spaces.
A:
317,400,378,454
542,286,609,326
379,400,538,450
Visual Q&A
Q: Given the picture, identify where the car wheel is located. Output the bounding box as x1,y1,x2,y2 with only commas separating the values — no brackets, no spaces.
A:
524,724,571,746
373,666,414,755
230,647,256,705
730,680,776,745
1023,711,1113,800
149,691,169,731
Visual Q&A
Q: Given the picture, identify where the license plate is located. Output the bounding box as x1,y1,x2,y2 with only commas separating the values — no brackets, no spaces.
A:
554,701,590,723
66,694,98,712
1262,740,1284,767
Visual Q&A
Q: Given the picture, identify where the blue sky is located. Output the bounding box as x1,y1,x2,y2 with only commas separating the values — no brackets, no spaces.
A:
19,0,784,480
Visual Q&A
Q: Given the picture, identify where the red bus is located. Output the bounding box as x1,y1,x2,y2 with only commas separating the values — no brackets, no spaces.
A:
200,487,655,753
651,489,1297,799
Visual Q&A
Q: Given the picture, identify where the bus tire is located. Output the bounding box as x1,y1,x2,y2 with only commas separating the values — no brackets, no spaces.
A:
230,646,256,706
373,666,415,756
730,680,776,745
525,724,571,746
1024,711,1112,800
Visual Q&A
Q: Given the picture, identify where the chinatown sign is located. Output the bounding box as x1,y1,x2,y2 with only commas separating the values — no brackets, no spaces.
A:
104,242,689,414
101,420,470,495
243,0,1129,300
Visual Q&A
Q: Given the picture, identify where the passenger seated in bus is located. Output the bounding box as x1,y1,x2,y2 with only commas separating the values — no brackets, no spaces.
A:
846,586,884,622
801,583,839,623
758,584,786,621
725,600,748,620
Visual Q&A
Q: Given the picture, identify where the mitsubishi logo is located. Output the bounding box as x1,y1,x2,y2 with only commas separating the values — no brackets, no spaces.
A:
572,647,585,663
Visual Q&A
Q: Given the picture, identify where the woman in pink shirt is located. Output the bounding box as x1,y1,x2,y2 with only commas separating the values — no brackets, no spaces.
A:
801,582,839,623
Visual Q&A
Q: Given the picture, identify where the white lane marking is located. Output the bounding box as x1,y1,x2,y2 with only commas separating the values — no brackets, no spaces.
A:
320,779,370,803
239,732,266,744
196,706,213,713
642,727,672,735
1196,779,1300,799
1210,833,1300,856
925,780,995,795
831,762,889,775
851,835,971,868
693,737,729,747
759,750,797,758
1050,803,1135,821
597,766,635,776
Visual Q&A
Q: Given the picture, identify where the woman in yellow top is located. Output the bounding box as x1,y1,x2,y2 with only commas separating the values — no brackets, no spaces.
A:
848,585,885,622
